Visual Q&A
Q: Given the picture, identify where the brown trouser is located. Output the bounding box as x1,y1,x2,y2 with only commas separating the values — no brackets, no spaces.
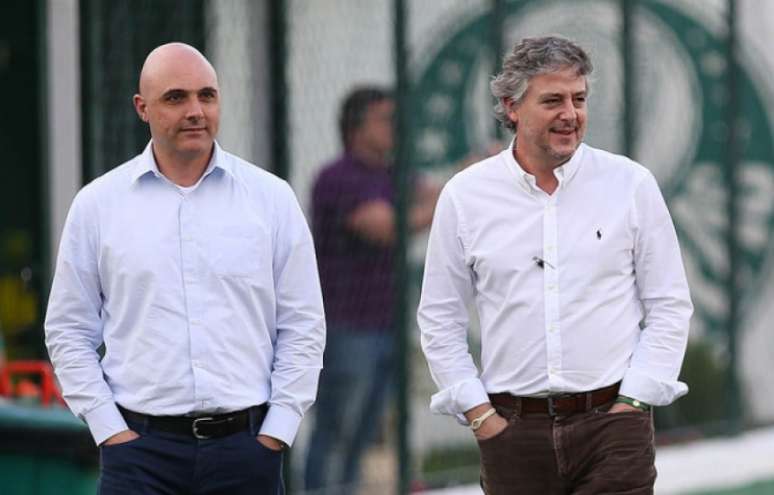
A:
478,400,656,494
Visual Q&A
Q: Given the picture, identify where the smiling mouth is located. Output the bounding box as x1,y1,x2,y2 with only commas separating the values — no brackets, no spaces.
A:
551,128,577,137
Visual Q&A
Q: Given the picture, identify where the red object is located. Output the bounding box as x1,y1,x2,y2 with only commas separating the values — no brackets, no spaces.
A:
15,378,41,398
0,360,66,407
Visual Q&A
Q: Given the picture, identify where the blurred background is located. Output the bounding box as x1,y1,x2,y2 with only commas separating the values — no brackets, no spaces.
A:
1,0,773,494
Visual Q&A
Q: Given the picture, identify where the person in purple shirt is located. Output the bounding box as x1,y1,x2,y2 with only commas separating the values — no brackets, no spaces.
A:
304,87,438,493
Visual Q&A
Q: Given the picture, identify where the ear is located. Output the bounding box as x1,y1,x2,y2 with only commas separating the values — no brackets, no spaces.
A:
133,94,148,123
503,97,519,127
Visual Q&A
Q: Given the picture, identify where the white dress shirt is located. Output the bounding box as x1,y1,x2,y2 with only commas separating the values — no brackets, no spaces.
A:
418,143,692,420
45,142,326,446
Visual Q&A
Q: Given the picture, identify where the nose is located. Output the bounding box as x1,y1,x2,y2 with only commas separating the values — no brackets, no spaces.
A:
558,100,577,121
185,99,204,120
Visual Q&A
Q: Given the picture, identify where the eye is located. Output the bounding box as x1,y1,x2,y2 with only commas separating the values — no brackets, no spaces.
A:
199,89,218,101
164,92,185,103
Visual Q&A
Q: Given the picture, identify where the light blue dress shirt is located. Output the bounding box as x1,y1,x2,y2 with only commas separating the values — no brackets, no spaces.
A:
45,142,326,446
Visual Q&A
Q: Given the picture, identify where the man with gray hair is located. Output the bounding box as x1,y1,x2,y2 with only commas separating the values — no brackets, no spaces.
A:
418,36,692,493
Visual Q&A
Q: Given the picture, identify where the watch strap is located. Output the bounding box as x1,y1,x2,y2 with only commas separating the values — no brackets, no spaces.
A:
615,395,651,411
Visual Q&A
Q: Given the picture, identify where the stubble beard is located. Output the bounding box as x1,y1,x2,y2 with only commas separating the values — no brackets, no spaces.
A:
540,139,578,167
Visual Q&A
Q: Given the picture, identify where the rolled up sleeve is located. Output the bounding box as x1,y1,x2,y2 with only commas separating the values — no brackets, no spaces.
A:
418,184,487,421
621,172,693,406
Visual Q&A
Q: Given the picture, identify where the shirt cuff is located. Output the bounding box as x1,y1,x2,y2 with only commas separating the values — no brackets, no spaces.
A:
259,403,302,447
429,378,490,424
83,401,128,446
620,368,689,406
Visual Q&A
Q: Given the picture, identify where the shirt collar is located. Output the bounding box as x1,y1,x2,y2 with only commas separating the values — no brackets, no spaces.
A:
555,143,584,186
130,140,232,183
502,139,585,193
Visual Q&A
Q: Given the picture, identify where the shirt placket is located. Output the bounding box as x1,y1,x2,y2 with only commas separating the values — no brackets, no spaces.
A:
178,192,212,410
543,194,562,389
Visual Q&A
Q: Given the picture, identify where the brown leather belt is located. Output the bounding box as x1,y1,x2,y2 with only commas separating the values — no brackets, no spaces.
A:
489,382,620,417
118,404,268,439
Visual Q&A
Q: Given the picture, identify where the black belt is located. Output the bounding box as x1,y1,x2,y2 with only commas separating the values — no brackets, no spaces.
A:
118,404,268,440
489,382,620,417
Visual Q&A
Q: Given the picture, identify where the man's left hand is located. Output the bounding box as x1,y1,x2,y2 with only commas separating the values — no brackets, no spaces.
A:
608,402,641,414
257,434,285,451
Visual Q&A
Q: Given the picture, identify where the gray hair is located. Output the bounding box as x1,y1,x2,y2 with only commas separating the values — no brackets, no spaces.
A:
491,36,593,132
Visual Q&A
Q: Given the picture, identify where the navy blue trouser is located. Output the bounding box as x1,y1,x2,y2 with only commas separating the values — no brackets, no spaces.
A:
98,411,284,495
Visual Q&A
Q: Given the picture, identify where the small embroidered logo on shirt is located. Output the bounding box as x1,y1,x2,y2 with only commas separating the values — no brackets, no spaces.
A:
596,229,602,240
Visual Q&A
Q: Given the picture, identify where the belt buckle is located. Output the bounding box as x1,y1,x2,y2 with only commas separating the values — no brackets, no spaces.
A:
192,417,214,439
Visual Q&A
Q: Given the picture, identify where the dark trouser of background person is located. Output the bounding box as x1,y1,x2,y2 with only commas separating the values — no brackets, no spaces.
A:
304,327,394,494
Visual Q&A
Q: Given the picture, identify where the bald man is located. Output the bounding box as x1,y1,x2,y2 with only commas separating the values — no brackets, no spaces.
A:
45,43,325,494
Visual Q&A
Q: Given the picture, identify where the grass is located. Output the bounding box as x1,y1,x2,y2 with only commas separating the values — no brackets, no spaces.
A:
687,479,774,495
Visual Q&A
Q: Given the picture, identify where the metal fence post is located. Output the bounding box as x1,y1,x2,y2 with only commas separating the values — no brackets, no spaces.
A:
491,0,505,141
267,4,293,490
621,0,636,157
269,0,289,182
393,0,411,492
724,0,743,435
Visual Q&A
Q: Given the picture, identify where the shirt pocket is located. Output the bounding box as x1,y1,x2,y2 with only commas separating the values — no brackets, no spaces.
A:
208,225,270,280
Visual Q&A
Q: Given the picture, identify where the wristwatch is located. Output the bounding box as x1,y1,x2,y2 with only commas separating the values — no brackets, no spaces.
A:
615,395,651,411
470,407,497,431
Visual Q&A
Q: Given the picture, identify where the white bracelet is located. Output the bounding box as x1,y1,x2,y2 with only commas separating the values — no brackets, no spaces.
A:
470,407,497,431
